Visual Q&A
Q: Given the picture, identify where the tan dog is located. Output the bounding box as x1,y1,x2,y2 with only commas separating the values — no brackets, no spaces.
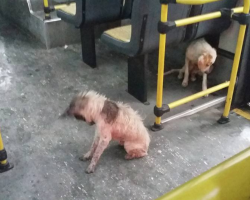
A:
62,91,150,173
164,38,217,96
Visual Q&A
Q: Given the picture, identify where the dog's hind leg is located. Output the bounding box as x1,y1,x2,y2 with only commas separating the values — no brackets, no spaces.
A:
85,132,111,173
182,59,190,87
202,73,208,97
178,67,185,80
80,130,99,161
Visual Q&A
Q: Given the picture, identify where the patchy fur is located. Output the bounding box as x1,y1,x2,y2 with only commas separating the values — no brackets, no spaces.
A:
163,38,217,97
63,91,150,173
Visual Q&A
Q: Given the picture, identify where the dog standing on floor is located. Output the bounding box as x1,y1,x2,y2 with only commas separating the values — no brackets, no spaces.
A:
164,38,217,96
62,91,150,173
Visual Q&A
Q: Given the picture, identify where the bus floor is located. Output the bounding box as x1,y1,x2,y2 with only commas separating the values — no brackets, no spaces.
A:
0,15,250,200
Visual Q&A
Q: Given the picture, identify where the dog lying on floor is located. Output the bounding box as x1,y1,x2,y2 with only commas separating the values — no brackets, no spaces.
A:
62,91,150,173
164,38,217,96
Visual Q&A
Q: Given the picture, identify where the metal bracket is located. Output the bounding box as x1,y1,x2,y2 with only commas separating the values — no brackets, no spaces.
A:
160,0,176,4
0,149,7,161
158,21,177,34
154,104,170,117
220,8,234,19
232,13,250,25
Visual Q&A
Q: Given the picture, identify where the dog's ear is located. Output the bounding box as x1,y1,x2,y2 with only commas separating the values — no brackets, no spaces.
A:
101,100,119,124
198,54,206,67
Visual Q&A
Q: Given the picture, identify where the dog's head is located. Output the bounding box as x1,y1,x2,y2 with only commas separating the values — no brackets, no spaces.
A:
61,91,106,125
197,49,217,74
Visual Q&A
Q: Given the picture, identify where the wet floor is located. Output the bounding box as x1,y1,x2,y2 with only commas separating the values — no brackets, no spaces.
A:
0,15,250,200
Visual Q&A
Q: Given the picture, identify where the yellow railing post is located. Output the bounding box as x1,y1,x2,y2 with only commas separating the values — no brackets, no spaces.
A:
152,4,168,131
218,0,250,124
0,129,13,173
43,0,51,20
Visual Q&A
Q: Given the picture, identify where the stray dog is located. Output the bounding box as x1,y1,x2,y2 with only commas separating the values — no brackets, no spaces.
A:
62,91,150,173
164,38,217,96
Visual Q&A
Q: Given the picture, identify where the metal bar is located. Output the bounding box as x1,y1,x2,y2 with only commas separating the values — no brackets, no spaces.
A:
176,0,220,5
222,0,250,118
43,0,51,20
0,130,7,165
175,7,243,27
156,147,250,200
168,82,229,109
162,97,226,124
155,5,169,126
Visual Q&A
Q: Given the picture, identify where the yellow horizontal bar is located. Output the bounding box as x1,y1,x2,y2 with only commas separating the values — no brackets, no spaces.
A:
169,82,229,109
54,3,75,10
176,0,220,5
176,7,244,27
157,147,250,200
233,108,250,121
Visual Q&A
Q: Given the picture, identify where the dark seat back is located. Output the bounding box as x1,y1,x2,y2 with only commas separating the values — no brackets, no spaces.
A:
57,0,123,27
101,0,191,56
185,0,239,41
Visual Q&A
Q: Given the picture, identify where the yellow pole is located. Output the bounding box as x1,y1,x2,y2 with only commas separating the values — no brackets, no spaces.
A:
155,4,168,126
222,0,250,119
43,0,51,20
176,0,220,5
0,130,7,165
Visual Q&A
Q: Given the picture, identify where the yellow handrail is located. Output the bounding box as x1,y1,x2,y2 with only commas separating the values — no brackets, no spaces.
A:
176,7,243,27
176,0,220,5
169,82,229,109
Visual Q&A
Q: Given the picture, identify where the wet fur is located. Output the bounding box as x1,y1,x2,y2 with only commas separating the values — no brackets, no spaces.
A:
164,38,217,96
63,91,150,173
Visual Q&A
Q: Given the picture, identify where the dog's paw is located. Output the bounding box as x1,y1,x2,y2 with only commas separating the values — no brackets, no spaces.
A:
125,154,134,160
204,94,209,98
79,155,90,161
85,167,95,174
178,74,183,80
182,81,188,87
191,77,196,82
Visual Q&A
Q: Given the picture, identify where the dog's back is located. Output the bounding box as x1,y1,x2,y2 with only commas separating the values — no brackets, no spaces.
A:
112,102,150,148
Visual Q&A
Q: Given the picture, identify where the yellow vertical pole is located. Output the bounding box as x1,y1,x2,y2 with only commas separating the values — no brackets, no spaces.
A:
154,4,168,128
220,0,250,122
0,130,7,165
0,129,13,173
44,0,51,20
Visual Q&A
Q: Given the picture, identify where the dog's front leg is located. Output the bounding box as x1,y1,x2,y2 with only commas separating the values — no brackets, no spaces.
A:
80,130,100,161
182,59,189,87
85,132,111,173
202,73,208,97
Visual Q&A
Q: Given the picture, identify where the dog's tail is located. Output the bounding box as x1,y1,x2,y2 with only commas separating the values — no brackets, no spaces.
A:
157,69,181,76
163,69,181,76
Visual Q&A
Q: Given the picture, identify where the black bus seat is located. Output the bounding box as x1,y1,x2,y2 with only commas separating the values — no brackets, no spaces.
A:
185,0,239,44
56,0,129,68
101,0,192,103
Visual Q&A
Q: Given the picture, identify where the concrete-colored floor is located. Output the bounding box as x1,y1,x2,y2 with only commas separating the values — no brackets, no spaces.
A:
0,16,250,200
